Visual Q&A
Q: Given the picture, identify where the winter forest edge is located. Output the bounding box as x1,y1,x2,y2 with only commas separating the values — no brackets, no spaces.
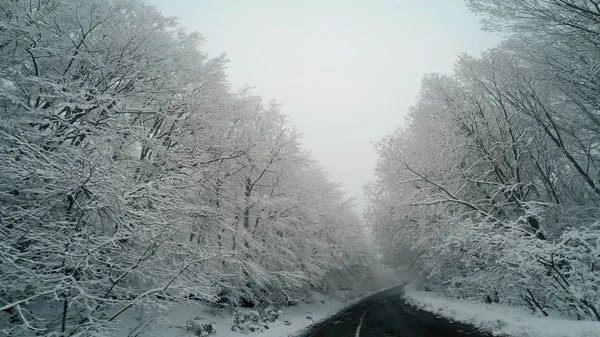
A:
366,0,600,323
0,1,373,335
1,0,600,336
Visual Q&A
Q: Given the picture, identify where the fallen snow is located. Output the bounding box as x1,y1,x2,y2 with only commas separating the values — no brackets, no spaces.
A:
403,284,600,337
113,293,343,337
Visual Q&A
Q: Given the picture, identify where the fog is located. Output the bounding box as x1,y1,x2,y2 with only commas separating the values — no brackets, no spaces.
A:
149,0,500,209
4,2,600,334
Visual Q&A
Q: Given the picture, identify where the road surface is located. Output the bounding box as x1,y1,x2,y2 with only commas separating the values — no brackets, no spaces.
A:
298,286,494,337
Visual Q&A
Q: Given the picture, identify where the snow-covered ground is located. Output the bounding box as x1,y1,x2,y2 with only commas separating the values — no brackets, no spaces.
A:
113,293,343,337
403,285,600,337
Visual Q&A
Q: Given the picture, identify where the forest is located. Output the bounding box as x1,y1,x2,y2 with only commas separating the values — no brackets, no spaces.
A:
0,1,372,335
366,0,600,322
3,0,600,336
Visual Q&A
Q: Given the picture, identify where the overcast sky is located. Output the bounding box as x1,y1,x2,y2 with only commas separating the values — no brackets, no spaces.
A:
148,0,500,211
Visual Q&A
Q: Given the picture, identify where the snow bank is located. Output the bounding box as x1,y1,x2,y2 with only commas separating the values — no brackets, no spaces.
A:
403,285,600,337
113,293,343,337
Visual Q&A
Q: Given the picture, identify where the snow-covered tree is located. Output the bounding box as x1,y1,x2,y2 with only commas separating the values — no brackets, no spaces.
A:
366,32,600,319
0,1,372,335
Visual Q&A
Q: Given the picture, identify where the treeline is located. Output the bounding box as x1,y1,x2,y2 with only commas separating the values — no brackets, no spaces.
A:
366,0,600,321
0,0,371,335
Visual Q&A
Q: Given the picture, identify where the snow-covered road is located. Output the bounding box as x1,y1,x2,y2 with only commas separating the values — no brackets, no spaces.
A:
297,285,492,337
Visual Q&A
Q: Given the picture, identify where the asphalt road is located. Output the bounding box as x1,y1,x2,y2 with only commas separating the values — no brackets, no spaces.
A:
298,286,494,337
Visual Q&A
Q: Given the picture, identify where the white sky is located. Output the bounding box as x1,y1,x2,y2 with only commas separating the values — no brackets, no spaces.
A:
148,0,500,211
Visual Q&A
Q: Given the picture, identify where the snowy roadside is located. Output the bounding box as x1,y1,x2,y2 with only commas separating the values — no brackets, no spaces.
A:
113,293,343,337
403,284,600,337
112,284,406,337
